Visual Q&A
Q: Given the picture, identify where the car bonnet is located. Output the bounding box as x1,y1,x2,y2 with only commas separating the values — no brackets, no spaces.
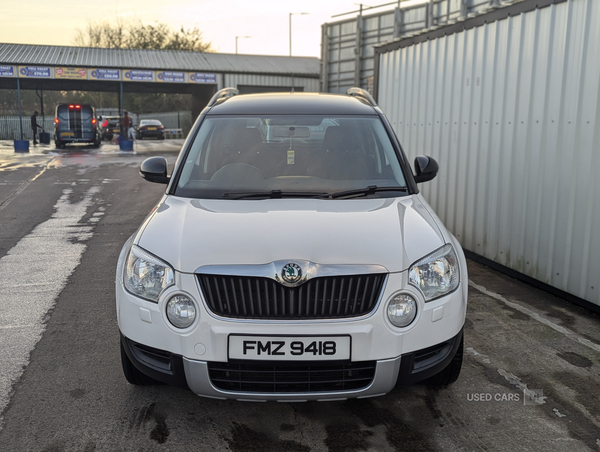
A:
135,195,445,274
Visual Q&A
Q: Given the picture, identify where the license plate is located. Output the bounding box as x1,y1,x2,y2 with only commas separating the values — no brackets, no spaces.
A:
228,335,351,361
61,132,74,136
148,127,157,130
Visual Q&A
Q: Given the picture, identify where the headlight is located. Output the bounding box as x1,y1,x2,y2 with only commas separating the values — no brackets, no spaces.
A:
166,295,197,328
409,244,459,302
124,245,174,302
387,294,417,327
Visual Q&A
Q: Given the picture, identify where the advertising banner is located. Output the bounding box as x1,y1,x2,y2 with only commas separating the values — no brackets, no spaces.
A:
18,66,52,78
0,65,16,77
157,71,186,83
54,67,88,79
124,70,155,82
89,68,121,81
189,72,217,84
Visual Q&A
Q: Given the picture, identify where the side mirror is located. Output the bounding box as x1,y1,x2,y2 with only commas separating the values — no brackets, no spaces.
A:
413,156,439,183
140,157,170,184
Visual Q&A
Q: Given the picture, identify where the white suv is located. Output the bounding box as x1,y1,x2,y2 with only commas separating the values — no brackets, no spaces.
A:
115,88,468,401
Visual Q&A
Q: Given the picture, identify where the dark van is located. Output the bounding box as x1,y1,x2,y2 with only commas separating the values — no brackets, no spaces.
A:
54,104,101,149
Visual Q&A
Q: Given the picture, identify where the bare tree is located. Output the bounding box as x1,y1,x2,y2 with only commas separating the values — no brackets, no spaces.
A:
73,20,126,49
164,27,213,52
73,20,213,52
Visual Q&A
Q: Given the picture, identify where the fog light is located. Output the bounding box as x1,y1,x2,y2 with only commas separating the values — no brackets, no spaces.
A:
387,294,417,327
166,295,196,328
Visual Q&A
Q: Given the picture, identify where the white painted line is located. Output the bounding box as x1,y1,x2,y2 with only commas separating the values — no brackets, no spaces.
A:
466,347,490,364
469,281,600,353
468,347,548,406
497,369,547,405
553,408,567,418
0,186,99,429
0,158,56,213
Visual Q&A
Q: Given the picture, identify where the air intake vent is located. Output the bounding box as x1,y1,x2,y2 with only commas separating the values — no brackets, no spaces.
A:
208,361,376,393
198,273,386,319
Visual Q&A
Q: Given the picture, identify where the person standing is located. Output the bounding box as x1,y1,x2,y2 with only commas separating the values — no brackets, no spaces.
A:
31,111,42,145
122,111,132,141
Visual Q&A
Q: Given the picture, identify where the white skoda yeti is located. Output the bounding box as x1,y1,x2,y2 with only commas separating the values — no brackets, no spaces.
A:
115,88,468,401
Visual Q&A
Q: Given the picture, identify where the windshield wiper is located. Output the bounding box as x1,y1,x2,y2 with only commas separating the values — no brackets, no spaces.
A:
222,190,328,200
323,185,409,199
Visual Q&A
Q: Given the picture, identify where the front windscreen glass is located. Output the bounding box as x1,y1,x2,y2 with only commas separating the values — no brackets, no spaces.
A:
175,115,407,199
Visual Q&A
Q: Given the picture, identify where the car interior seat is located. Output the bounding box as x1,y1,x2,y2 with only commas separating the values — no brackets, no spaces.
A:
307,125,369,180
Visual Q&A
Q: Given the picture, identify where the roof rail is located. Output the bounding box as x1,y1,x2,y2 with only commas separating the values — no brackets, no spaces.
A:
346,87,377,107
207,88,239,107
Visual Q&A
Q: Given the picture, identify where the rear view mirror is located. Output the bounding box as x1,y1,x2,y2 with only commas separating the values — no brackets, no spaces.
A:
140,157,169,184
271,126,311,138
413,156,439,183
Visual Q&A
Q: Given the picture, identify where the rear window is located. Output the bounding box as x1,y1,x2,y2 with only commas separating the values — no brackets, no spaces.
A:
175,115,407,199
140,120,162,126
57,105,94,121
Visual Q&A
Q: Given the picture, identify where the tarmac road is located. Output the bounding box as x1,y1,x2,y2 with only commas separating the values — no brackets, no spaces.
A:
0,140,598,451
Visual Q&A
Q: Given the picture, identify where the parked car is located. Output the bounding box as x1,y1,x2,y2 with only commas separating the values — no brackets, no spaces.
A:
99,115,121,141
137,119,165,140
54,104,100,149
116,88,467,401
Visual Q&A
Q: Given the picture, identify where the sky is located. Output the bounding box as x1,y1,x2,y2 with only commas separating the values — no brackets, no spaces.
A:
1,0,426,58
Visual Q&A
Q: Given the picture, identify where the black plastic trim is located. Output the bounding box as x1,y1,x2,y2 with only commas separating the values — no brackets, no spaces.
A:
120,333,190,390
396,328,463,385
464,251,600,316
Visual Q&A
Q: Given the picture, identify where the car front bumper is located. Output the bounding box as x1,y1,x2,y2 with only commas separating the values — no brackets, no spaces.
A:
117,265,466,400
121,328,463,401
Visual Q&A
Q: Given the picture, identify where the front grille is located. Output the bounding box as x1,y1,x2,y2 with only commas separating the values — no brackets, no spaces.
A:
197,273,386,319
208,361,376,393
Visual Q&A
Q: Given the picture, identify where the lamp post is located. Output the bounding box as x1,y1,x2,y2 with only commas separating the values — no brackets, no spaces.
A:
289,12,309,56
235,36,252,54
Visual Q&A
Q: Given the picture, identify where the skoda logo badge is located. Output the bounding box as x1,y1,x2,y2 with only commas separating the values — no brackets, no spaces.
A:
281,263,302,284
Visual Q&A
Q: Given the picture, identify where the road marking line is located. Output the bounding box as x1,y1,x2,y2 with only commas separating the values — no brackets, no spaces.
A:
0,158,56,212
466,347,490,363
468,281,600,353
553,408,567,417
497,369,547,405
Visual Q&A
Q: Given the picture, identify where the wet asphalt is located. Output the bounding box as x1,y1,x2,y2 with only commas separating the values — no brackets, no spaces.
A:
0,139,598,451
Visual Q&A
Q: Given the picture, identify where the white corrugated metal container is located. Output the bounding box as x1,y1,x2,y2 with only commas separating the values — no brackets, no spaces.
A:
375,0,600,308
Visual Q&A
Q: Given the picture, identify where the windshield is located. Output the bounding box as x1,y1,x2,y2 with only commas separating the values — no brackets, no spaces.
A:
175,115,407,199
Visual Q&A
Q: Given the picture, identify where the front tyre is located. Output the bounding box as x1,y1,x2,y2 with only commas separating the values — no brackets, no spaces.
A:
120,337,162,386
424,335,463,387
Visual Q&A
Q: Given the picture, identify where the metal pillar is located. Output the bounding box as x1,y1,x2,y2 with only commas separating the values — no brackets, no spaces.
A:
321,24,329,92
460,0,469,18
354,5,364,88
426,0,434,28
17,78,24,140
119,81,124,131
393,7,403,39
